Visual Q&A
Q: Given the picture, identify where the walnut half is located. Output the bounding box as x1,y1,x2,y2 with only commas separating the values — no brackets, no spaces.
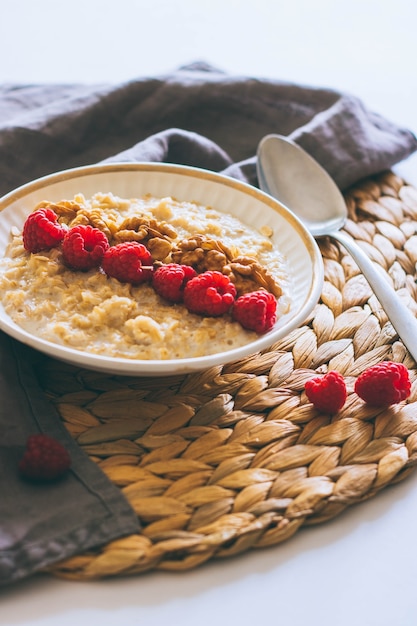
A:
170,235,282,298
112,215,177,260
223,257,282,298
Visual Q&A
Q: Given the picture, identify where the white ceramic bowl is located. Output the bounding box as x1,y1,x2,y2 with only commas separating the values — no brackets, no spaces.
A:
0,163,323,376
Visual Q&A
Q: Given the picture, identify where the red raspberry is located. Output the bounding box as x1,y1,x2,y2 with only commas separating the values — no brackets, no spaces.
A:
354,361,411,406
152,263,197,303
18,434,71,482
62,224,109,270
232,290,277,334
183,270,236,316
22,208,66,253
102,242,153,285
305,370,347,414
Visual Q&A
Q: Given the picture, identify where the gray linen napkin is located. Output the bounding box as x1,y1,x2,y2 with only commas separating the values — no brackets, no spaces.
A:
0,334,141,586
1,61,416,196
0,61,416,586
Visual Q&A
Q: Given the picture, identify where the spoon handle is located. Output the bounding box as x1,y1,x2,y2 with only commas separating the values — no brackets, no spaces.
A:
331,229,417,363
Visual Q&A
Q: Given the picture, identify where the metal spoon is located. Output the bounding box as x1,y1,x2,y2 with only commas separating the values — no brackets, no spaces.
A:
257,133,417,363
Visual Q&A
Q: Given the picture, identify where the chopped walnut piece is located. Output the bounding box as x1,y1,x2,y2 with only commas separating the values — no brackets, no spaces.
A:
171,235,237,270
35,200,82,224
146,237,173,261
86,210,114,240
117,216,177,240
171,246,227,272
63,210,114,241
113,216,178,256
224,256,282,298
177,234,239,259
67,212,90,227
114,228,148,243
171,236,282,297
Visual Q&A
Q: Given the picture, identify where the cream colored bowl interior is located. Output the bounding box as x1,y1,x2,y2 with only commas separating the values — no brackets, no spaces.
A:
0,163,324,376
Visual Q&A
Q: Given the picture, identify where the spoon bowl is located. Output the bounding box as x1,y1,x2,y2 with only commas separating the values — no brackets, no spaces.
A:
257,134,346,236
257,133,417,364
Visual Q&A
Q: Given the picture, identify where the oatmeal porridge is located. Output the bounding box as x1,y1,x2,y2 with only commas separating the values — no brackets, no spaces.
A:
0,192,291,360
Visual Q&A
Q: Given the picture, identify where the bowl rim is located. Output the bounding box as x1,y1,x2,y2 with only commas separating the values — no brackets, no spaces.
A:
0,162,324,375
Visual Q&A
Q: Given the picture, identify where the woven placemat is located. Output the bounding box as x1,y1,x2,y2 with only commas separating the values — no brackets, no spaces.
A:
43,170,417,580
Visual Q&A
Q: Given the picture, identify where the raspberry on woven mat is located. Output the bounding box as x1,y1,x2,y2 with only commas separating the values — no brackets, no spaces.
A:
102,241,153,285
23,208,66,253
183,270,237,316
62,224,109,271
304,370,347,414
355,361,411,406
153,263,197,303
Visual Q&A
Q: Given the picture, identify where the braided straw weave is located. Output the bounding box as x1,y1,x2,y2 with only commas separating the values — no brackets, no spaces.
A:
44,171,417,580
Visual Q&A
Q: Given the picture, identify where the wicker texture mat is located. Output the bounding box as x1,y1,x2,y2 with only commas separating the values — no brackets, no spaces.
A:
43,171,417,580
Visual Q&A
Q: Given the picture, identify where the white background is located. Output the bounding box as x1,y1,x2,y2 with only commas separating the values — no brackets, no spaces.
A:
1,1,417,624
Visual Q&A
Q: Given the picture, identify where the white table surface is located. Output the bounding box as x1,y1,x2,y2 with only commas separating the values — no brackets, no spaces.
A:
2,1,417,624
